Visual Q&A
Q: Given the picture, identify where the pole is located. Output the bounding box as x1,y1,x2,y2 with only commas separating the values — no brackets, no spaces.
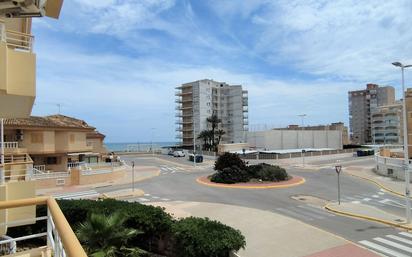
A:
400,66,412,223
193,118,196,167
0,118,4,184
338,172,341,205
132,161,135,192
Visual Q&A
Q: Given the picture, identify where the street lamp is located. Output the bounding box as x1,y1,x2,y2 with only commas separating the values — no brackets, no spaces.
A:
392,61,412,224
298,114,307,167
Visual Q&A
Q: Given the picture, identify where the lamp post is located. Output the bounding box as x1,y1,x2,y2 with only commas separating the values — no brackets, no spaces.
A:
298,114,307,167
335,162,342,205
392,61,412,224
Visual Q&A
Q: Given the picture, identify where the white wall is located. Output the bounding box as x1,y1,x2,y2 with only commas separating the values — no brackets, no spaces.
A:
247,130,343,150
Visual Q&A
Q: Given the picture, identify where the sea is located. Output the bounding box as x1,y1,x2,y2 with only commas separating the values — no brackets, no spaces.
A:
105,142,178,152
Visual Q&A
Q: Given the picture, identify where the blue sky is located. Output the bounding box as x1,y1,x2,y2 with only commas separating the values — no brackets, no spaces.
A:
31,0,412,142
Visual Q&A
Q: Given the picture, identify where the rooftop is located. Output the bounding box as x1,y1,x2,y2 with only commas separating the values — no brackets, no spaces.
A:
4,114,96,130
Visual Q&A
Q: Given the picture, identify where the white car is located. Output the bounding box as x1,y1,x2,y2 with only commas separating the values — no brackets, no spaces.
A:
173,150,185,157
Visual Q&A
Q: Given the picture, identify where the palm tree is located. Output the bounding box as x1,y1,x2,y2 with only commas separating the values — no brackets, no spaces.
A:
206,114,222,150
76,212,145,257
197,130,209,150
215,129,226,147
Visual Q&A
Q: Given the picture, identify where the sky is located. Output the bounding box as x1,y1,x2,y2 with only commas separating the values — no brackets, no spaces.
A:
31,0,412,142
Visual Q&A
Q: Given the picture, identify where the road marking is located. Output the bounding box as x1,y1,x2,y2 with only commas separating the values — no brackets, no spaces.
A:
372,194,379,198
386,235,412,246
161,198,170,201
144,193,151,196
138,198,150,202
399,232,412,238
363,198,371,201
359,240,409,257
351,201,361,204
379,199,405,208
297,205,335,217
275,208,314,221
378,192,385,195
53,190,99,200
374,237,412,253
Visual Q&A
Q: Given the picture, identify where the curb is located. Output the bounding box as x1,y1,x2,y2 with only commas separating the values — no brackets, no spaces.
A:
324,203,412,231
347,171,412,199
196,176,305,189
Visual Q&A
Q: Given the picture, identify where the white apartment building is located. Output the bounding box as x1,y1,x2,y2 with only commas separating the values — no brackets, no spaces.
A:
175,79,248,148
371,103,403,145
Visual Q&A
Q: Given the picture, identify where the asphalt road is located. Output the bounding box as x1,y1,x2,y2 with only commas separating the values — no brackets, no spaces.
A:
97,154,412,247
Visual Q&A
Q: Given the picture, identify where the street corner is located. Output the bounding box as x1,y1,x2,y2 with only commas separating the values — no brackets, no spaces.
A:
324,202,412,230
196,175,305,189
304,243,381,257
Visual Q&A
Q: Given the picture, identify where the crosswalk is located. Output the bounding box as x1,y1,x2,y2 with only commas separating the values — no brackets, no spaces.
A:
53,190,100,200
275,204,335,221
359,232,412,257
133,193,173,203
159,165,185,174
341,190,409,210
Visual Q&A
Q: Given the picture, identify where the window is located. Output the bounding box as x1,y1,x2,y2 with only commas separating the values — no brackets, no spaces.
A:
31,133,43,144
387,168,393,175
69,134,75,143
46,157,58,165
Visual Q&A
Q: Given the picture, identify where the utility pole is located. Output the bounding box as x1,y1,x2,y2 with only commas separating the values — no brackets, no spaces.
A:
392,62,412,224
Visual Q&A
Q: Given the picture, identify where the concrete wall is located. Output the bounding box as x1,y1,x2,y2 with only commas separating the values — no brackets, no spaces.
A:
375,154,412,182
248,130,343,150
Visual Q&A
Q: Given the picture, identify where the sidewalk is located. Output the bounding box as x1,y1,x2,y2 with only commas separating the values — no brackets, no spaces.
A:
325,202,412,230
345,166,410,197
149,201,380,257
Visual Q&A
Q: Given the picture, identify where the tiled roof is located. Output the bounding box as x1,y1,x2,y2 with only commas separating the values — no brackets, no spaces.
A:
87,131,106,139
4,114,95,130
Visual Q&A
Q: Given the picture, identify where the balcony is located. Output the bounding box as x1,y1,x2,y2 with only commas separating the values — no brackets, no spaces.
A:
0,197,87,257
0,19,36,118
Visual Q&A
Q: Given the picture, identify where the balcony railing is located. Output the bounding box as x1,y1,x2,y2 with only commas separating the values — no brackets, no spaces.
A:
0,197,88,257
0,142,19,149
0,19,34,53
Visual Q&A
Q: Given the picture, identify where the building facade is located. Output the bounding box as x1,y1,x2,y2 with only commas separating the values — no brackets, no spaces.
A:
3,115,108,173
175,79,248,148
348,83,395,144
371,103,403,145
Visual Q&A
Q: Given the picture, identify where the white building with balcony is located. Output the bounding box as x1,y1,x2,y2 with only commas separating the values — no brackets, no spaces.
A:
175,79,248,149
371,103,403,145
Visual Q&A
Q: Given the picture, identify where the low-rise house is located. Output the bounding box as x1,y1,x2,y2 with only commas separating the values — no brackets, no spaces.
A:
3,114,108,173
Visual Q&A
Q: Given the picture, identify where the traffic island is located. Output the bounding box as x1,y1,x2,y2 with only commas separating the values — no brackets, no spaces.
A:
196,175,305,189
324,202,412,230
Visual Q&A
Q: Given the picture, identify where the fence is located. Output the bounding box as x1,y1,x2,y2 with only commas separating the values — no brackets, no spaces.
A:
0,19,34,52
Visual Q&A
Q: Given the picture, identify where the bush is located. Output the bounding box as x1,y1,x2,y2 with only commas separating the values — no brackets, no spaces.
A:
210,166,250,184
214,152,246,171
248,163,288,182
172,217,245,257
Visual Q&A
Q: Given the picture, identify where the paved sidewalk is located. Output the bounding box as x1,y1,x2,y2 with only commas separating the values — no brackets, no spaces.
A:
326,202,412,230
345,166,410,197
149,201,380,257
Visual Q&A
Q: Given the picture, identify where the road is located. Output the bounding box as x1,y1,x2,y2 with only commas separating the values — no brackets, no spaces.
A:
100,154,411,256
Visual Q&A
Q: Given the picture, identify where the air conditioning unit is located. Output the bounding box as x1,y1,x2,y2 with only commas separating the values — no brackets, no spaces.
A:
0,0,62,18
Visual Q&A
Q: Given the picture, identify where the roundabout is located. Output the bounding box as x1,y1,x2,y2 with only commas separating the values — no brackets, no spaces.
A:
196,175,305,189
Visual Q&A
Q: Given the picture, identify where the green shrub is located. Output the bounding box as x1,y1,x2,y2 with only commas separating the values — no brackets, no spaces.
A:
247,163,288,182
210,166,250,184
172,217,245,257
214,152,246,171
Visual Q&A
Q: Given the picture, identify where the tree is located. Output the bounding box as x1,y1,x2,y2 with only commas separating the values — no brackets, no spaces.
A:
76,212,145,257
206,114,222,151
215,129,226,146
197,130,210,150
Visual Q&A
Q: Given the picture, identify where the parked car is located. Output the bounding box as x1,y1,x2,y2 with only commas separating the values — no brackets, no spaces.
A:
173,150,185,157
189,154,203,163
168,150,175,156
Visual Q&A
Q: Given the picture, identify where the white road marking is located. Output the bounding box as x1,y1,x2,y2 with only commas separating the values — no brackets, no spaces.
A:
53,190,99,200
152,196,160,199
144,193,151,196
386,235,412,246
275,208,314,221
359,240,409,257
138,198,150,202
374,237,412,253
372,194,380,198
161,198,170,201
399,232,412,239
363,198,371,202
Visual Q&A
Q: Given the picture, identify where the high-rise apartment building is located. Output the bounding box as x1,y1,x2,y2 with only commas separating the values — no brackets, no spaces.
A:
175,79,248,149
348,84,395,144
371,103,403,145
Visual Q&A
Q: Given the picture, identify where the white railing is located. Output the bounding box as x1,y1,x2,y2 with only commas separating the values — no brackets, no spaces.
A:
81,169,112,176
67,162,85,169
34,165,46,172
375,154,404,168
0,142,19,149
32,171,70,180
0,197,88,257
0,20,34,52
3,154,32,164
